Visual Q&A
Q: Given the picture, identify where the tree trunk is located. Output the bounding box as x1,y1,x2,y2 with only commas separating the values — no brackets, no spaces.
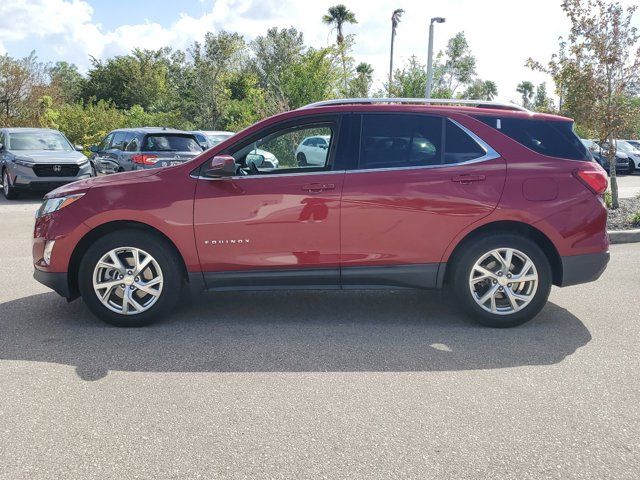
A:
609,139,619,209
389,29,395,96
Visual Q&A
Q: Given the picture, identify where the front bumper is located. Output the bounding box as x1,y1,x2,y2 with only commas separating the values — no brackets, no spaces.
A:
559,251,610,287
11,163,92,191
33,268,73,299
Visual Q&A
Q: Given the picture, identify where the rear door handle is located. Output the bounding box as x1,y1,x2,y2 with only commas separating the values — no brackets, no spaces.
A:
302,183,335,193
451,174,486,184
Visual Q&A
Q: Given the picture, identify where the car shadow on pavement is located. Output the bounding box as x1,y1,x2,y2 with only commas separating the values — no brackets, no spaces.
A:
0,290,591,381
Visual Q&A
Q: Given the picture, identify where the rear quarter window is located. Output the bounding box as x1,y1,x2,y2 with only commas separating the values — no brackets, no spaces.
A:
473,116,590,160
142,134,201,152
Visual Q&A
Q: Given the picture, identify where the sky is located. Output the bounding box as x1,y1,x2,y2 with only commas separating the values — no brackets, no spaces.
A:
1,0,639,103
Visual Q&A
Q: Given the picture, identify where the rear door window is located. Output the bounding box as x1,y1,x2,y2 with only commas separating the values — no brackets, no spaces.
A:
359,114,443,169
473,116,589,160
142,134,202,152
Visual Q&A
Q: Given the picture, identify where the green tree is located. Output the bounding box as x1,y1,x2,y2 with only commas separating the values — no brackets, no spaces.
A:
349,62,374,97
516,81,535,108
83,49,171,110
528,0,640,208
322,4,357,93
533,82,553,111
432,32,477,97
322,4,357,45
49,61,84,104
188,31,247,128
463,79,498,100
251,27,305,110
0,52,47,125
389,55,428,98
282,48,338,109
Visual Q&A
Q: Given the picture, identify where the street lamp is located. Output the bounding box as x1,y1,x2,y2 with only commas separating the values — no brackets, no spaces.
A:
425,16,446,98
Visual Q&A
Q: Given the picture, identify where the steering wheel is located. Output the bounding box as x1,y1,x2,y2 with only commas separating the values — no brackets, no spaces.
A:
248,162,260,175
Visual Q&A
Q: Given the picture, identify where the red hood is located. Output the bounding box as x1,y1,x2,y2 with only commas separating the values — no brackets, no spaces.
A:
46,169,158,198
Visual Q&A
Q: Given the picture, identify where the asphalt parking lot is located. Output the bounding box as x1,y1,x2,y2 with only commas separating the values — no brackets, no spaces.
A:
0,193,638,479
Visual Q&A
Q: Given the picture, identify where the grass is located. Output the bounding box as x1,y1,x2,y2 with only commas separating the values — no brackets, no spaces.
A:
604,190,612,208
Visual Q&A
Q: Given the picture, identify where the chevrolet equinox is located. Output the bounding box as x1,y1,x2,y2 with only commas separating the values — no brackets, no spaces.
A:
32,99,610,327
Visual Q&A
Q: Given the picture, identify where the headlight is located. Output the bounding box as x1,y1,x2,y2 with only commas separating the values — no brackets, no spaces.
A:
36,194,85,218
14,159,35,167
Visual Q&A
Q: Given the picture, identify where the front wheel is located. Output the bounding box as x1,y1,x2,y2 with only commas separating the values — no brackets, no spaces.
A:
78,230,184,327
628,159,635,174
2,170,19,199
450,234,552,328
297,152,307,166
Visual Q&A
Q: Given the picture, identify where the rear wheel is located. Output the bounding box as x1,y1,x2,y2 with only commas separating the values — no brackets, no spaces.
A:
451,234,552,327
2,169,18,200
78,230,183,327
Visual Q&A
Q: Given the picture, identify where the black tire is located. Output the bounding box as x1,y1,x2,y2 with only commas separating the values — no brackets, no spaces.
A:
78,229,184,327
90,162,97,177
2,169,19,200
450,233,552,328
297,152,307,166
628,160,635,174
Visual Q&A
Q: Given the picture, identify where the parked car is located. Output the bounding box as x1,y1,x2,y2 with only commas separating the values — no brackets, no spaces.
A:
0,127,92,200
89,128,203,174
616,140,640,173
623,139,640,150
33,98,609,328
581,139,630,174
192,130,279,169
294,135,331,166
191,130,234,149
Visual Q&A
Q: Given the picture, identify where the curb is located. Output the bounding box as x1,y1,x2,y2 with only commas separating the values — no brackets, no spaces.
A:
608,228,640,244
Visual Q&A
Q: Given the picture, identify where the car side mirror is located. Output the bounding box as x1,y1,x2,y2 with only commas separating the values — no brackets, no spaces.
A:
89,145,98,153
319,144,328,149
0,143,3,151
199,142,209,150
75,144,83,151
203,155,236,177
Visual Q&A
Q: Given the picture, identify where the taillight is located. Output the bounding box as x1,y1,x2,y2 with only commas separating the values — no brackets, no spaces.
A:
132,154,158,165
574,167,608,195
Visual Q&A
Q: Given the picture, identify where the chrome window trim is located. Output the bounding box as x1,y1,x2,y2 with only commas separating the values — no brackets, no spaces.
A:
192,169,346,181
350,117,501,175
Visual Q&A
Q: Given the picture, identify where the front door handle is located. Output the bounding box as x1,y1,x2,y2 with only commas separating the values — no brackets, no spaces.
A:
451,174,486,184
302,183,335,193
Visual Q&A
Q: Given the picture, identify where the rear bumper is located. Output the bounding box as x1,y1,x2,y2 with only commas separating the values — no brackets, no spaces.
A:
559,251,610,287
33,268,73,299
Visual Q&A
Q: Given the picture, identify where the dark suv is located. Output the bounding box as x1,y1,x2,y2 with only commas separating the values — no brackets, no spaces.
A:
32,99,609,328
89,128,203,174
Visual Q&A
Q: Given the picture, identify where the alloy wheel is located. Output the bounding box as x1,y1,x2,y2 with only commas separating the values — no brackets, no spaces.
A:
92,247,163,315
469,248,538,315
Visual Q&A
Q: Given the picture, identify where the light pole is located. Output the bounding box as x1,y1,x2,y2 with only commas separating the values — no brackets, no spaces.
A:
425,16,445,98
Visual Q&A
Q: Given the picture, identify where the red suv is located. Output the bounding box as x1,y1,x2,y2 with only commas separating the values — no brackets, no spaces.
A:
32,99,609,328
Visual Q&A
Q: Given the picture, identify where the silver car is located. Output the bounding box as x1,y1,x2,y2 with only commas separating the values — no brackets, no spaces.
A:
0,128,92,200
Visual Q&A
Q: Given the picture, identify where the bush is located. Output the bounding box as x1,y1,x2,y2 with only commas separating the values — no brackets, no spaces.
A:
604,190,612,209
630,211,640,227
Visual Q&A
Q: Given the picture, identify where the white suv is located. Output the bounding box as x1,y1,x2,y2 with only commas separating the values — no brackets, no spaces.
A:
294,135,331,166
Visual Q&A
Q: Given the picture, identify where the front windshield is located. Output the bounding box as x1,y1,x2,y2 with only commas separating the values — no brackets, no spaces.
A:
206,134,233,145
8,131,73,151
617,141,633,152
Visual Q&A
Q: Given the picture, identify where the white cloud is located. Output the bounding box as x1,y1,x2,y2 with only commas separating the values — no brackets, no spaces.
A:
1,0,638,102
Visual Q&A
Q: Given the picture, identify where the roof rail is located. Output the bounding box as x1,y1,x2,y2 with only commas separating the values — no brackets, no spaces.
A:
300,97,530,112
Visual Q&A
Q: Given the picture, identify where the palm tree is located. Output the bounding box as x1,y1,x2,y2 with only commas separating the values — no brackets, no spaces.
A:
322,4,357,93
483,80,498,100
322,4,358,45
516,81,535,108
389,8,404,96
